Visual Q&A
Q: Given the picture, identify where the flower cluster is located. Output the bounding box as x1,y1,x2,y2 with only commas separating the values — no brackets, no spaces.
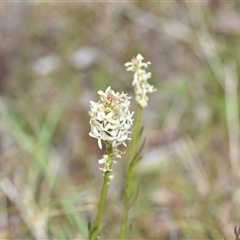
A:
125,54,156,108
89,86,134,173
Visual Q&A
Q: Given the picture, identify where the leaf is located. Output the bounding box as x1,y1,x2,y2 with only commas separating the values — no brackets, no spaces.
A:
88,221,92,238
130,138,146,168
130,182,141,208
136,126,144,144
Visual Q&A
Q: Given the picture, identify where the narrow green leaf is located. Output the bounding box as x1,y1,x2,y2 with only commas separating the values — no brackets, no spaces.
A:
130,182,141,208
136,126,144,144
130,138,146,167
88,221,92,238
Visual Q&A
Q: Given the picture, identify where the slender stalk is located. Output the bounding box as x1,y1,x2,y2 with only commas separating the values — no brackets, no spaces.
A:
90,147,113,240
120,105,142,239
131,106,142,157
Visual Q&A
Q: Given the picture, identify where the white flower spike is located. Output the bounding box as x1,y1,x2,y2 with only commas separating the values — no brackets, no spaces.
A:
89,86,134,173
125,54,156,108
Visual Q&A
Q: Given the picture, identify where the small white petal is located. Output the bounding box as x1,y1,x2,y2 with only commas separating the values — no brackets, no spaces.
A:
98,138,102,149
98,159,105,164
109,174,114,180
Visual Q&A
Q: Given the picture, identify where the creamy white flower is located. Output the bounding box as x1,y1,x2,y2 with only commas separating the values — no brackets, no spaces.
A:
89,86,134,150
89,86,134,173
125,54,151,72
109,173,114,180
98,155,108,164
125,54,156,108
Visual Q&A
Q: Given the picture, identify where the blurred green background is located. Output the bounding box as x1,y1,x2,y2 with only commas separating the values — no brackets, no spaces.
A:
0,1,240,239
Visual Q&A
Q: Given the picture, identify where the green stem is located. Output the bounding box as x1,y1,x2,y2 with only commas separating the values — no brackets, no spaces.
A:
131,106,142,158
120,105,142,239
90,147,113,240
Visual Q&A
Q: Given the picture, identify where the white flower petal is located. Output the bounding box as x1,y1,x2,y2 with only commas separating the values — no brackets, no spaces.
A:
98,138,102,149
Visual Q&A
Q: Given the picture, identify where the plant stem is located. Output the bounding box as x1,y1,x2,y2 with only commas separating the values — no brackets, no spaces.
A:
120,105,142,239
90,147,113,240
131,106,142,156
